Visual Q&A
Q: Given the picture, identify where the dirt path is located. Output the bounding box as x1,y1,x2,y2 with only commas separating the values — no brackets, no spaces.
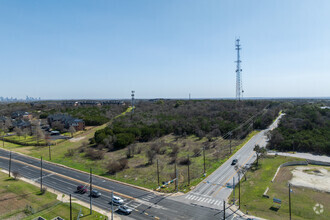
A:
289,166,330,192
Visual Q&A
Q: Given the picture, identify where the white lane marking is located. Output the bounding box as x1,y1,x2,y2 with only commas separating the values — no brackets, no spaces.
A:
218,201,222,206
200,198,205,202
186,195,192,199
190,196,196,200
197,197,202,202
210,199,215,204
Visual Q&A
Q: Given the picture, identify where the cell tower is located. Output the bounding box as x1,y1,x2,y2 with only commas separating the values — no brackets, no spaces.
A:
235,38,243,101
131,90,135,113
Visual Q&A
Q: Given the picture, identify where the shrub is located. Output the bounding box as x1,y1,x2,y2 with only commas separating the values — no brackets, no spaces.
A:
179,157,191,165
85,148,105,160
65,149,75,157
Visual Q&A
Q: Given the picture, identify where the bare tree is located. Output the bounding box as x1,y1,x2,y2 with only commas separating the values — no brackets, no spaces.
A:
146,149,156,165
253,145,266,167
69,126,76,137
14,127,22,139
12,171,20,180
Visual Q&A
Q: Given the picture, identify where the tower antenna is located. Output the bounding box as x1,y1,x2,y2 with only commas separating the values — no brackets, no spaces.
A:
235,38,243,101
131,91,135,113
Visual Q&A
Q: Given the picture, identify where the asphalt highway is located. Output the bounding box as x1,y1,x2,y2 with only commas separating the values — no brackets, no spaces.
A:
175,114,284,209
0,148,242,220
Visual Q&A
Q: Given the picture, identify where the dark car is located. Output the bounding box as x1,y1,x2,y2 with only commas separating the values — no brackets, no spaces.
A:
231,159,238,165
77,185,88,194
90,189,101,197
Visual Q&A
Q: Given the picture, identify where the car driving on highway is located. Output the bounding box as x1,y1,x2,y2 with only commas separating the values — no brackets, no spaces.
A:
231,159,238,165
112,196,124,205
90,189,101,197
76,185,88,194
118,205,132,214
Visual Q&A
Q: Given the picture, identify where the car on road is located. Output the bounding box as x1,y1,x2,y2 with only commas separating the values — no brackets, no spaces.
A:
90,189,101,197
118,205,132,214
76,185,88,194
231,159,238,165
112,196,124,205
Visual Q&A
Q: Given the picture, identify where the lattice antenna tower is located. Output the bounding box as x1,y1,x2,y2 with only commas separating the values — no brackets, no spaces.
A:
235,38,243,101
131,91,135,113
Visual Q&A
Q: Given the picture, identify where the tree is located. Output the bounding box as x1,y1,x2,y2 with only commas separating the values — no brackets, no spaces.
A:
253,145,266,167
12,171,20,180
146,149,156,165
14,127,22,139
69,126,76,137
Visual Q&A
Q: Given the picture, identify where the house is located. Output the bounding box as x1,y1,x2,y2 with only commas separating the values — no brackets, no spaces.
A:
12,119,31,129
11,111,33,120
47,114,85,131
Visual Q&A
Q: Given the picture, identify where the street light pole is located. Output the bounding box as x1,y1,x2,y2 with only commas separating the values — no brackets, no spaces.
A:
157,159,160,186
48,144,51,160
90,167,92,215
238,173,241,209
289,183,292,220
40,156,43,192
187,155,190,186
223,200,226,220
70,194,72,220
203,146,206,175
9,151,12,177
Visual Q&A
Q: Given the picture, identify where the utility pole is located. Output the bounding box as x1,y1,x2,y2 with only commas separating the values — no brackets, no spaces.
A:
238,172,241,209
289,183,292,220
111,191,114,220
9,151,11,177
203,146,206,175
48,144,51,160
223,200,226,220
233,177,235,204
40,156,43,192
70,194,72,220
90,167,92,214
157,159,160,186
187,155,190,186
175,163,178,192
229,132,232,154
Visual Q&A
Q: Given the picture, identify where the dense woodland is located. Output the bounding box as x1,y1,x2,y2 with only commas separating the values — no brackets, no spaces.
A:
267,103,330,155
91,100,281,151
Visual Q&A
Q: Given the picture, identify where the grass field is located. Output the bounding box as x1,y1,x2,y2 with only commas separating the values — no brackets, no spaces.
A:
0,171,105,220
230,155,330,220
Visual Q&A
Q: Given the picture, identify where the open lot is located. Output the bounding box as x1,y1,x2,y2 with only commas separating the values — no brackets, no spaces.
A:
0,171,105,220
231,156,330,220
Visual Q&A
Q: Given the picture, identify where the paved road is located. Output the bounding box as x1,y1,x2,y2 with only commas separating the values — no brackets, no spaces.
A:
0,148,242,220
267,152,330,163
173,114,284,209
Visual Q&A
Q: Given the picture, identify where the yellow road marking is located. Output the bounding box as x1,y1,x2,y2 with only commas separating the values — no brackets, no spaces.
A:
212,136,263,197
0,155,135,200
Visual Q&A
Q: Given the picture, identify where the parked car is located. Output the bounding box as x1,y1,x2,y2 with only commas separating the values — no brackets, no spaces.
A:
231,159,238,165
112,196,124,205
118,205,132,214
90,189,101,197
76,185,88,194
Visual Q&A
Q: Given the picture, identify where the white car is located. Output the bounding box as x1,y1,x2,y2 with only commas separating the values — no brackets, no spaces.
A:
112,196,124,205
118,205,132,214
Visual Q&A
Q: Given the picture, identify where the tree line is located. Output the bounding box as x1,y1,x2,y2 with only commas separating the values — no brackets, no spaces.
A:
267,103,330,155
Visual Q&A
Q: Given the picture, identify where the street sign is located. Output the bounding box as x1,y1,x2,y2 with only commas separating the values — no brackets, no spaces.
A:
273,198,281,204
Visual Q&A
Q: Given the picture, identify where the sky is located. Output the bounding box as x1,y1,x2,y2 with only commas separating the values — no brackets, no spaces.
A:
0,0,329,99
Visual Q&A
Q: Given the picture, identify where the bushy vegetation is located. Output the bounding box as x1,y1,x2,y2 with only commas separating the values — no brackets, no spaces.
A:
91,100,280,151
267,104,330,155
41,105,125,126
